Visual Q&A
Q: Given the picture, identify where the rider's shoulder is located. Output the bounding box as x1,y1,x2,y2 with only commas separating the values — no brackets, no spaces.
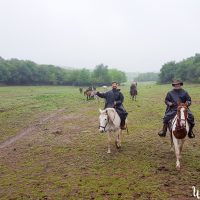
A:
167,90,174,94
182,89,190,95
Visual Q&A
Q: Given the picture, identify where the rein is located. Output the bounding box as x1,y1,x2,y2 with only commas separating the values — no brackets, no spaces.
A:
99,118,109,131
99,109,116,131
176,106,188,129
170,105,188,131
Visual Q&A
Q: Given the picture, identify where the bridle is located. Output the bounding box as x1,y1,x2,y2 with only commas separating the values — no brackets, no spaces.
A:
176,105,188,128
99,110,116,131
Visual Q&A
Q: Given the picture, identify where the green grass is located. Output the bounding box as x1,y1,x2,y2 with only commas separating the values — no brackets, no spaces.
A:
0,86,86,142
0,84,199,199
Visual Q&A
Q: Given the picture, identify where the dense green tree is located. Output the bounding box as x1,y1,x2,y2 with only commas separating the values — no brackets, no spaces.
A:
158,54,200,84
0,57,127,86
159,61,176,84
77,68,91,86
108,69,127,83
135,72,158,82
91,64,110,85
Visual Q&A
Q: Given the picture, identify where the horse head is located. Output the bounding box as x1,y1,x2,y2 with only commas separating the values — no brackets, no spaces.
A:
177,103,188,128
99,109,109,133
99,108,120,133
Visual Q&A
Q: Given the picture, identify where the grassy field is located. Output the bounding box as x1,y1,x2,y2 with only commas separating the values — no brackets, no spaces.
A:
0,84,199,200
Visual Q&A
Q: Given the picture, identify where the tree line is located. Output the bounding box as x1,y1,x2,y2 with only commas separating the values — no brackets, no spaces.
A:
135,72,159,82
159,53,200,84
0,57,126,86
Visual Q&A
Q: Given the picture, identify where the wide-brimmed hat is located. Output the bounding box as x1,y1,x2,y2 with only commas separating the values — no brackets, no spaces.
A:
172,80,183,86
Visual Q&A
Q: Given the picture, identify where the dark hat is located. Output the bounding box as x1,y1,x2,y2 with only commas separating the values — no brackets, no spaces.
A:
172,80,183,86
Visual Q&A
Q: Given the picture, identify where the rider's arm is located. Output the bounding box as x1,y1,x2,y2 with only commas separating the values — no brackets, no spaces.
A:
185,91,192,106
96,92,106,98
165,92,174,107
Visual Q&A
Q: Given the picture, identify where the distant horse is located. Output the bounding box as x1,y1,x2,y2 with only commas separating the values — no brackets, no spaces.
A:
99,108,127,154
102,85,108,91
169,103,189,170
130,83,137,101
84,90,96,100
79,87,83,94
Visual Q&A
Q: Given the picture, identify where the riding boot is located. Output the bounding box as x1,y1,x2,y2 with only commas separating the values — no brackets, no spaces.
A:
158,123,168,137
188,124,195,138
120,119,126,130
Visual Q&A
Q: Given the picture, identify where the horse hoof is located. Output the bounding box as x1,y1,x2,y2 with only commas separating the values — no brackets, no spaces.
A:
115,141,121,149
107,150,111,154
116,144,121,149
176,165,181,171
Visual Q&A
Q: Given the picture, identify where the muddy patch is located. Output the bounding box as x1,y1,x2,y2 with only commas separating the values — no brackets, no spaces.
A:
0,108,67,148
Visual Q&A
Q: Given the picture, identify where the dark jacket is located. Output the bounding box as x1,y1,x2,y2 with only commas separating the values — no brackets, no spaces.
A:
163,88,194,124
96,88,128,120
165,89,191,111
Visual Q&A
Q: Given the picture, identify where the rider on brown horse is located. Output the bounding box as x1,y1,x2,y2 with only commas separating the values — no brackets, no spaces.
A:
130,82,138,98
158,80,195,138
96,81,128,130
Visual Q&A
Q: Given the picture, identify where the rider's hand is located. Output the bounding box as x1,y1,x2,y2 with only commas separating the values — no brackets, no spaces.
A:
168,102,174,107
185,101,190,107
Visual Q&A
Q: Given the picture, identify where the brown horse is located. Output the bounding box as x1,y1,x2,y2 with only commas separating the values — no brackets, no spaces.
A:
169,103,189,170
130,83,137,101
84,90,96,100
79,87,83,94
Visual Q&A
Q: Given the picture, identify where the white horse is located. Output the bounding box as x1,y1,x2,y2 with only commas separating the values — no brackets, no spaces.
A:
99,108,125,154
170,103,189,170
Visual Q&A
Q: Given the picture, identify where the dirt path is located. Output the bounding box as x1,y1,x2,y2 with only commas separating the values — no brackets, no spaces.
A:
0,108,66,149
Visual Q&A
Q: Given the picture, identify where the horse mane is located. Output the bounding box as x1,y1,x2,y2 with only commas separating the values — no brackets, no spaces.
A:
105,108,120,127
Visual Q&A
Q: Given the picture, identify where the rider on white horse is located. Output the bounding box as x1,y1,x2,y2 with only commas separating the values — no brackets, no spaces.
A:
96,81,128,130
158,80,195,138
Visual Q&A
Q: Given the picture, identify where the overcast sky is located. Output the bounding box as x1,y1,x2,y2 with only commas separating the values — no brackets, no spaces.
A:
0,0,200,72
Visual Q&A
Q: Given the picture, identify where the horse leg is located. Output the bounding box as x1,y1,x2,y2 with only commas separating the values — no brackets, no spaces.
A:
173,136,181,170
119,129,122,147
170,132,174,152
107,132,111,154
180,140,184,153
115,129,122,149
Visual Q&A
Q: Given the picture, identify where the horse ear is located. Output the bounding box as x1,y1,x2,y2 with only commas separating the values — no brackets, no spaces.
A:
99,109,103,113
